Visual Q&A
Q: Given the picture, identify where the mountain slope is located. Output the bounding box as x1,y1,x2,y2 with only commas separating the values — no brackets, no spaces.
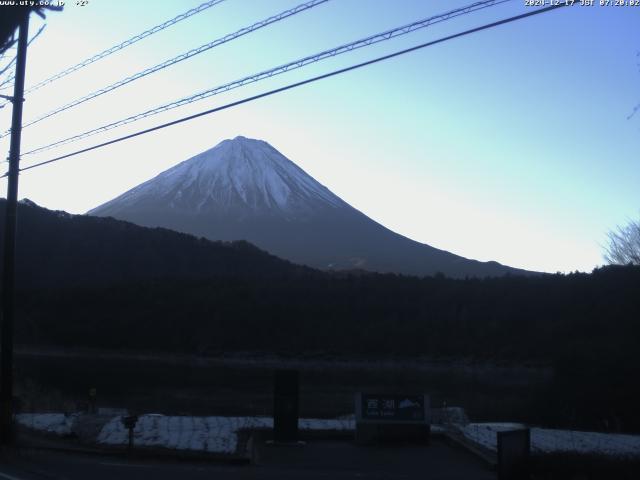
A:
89,136,531,278
1,199,311,289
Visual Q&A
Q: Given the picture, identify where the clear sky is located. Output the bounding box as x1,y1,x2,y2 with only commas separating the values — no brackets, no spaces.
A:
0,0,638,273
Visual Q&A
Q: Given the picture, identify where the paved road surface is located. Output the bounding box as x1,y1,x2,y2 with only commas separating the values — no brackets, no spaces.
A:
0,438,495,479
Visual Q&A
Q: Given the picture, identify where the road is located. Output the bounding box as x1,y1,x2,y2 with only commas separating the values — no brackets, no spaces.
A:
0,438,495,480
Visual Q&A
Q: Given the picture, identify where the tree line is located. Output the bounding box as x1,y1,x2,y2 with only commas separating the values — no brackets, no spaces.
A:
3,199,640,431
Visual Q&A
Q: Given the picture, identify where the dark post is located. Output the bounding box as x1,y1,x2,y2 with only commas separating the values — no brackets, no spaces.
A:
88,387,97,414
497,428,531,480
0,11,30,445
121,415,139,454
273,370,299,442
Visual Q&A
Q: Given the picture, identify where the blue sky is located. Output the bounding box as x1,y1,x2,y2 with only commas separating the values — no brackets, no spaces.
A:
0,0,638,273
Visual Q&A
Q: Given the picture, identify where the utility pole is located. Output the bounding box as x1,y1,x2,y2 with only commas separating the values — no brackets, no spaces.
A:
0,11,30,445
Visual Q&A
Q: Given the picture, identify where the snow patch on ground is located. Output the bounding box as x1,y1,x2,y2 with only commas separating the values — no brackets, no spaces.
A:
17,413,355,454
16,413,78,436
461,423,640,459
98,415,356,454
19,413,639,459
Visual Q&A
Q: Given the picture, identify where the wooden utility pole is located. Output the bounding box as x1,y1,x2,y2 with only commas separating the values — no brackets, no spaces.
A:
0,11,29,445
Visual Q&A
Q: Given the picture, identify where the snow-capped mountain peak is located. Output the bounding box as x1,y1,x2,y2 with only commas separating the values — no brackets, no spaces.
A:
100,136,344,216
89,136,529,278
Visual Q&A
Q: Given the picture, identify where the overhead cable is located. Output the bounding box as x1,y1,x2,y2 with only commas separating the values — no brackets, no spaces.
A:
0,1,225,110
1,0,329,138
25,0,227,94
0,25,46,94
7,1,573,178
21,0,511,156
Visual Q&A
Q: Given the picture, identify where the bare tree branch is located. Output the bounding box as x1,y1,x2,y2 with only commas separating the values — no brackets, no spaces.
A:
604,217,640,265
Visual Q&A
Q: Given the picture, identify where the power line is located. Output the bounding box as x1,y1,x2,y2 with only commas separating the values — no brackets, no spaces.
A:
0,73,15,92
7,1,573,178
0,1,226,110
0,25,46,94
0,0,329,139
25,0,226,94
20,0,511,157
27,24,46,47
0,55,17,79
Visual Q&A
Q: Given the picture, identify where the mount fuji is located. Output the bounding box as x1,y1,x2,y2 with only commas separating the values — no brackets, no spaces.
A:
88,136,528,278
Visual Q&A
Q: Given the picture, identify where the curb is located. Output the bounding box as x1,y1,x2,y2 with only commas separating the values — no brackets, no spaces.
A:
13,430,251,465
442,429,497,469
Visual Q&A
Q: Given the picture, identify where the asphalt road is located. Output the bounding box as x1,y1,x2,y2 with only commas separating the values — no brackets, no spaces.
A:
0,439,495,480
